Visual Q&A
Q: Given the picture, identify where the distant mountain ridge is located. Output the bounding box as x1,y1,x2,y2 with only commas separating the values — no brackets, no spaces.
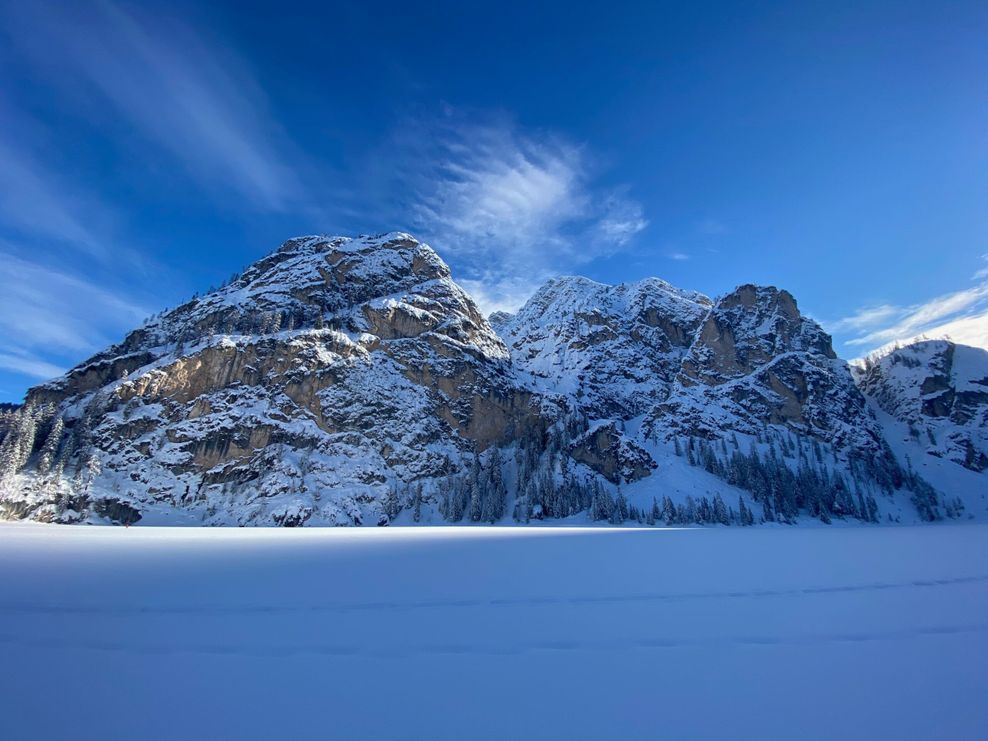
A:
0,232,982,526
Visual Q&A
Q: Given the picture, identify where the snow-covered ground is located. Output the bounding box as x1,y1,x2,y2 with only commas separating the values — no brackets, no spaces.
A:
1,523,986,740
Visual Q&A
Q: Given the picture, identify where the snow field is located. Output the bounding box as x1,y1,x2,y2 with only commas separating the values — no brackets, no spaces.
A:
0,523,986,740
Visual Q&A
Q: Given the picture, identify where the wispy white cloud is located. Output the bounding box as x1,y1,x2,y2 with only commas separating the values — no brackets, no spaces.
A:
3,1,307,213
666,252,690,261
0,140,97,253
828,304,902,334
829,257,988,354
375,110,647,314
457,275,548,317
841,284,988,347
0,352,66,381
593,194,648,246
974,253,988,280
0,109,117,259
894,311,988,352
0,250,150,382
416,125,586,255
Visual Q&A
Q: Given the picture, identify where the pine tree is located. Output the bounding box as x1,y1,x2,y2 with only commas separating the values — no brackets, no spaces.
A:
662,496,676,525
615,490,628,522
34,414,63,476
590,483,612,521
609,491,626,524
480,448,507,523
855,489,868,522
466,453,483,521
684,496,698,524
762,496,775,523
382,484,402,522
738,496,754,526
466,482,482,522
447,478,467,522
712,493,729,525
412,483,423,522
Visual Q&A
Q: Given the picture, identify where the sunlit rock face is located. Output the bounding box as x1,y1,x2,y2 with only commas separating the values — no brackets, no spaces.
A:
652,284,883,453
1,233,551,526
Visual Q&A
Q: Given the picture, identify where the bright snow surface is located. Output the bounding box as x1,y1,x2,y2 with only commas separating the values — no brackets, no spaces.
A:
1,523,986,740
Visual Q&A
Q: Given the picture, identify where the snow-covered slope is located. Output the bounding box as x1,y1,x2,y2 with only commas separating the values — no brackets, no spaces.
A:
855,340,988,472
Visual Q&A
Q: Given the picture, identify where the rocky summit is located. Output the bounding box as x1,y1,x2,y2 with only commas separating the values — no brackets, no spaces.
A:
1,233,549,526
0,233,983,526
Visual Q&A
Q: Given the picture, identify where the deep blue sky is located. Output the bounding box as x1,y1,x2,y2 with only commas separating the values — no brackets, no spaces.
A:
1,0,987,402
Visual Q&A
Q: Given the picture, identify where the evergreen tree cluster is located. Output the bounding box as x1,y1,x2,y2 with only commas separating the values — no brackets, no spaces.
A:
433,412,598,525
437,447,508,524
0,401,101,520
677,429,945,523
591,488,755,527
509,413,595,522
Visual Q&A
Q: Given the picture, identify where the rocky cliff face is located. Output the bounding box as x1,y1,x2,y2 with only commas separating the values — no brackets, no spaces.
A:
0,233,552,525
0,232,968,526
854,340,988,471
500,280,885,454
651,285,885,453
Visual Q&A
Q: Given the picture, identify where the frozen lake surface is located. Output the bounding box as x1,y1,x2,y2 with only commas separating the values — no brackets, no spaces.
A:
1,523,986,740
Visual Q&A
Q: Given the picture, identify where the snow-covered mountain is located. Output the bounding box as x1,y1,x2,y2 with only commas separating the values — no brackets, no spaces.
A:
0,232,982,526
854,340,988,472
0,234,560,525
501,278,954,523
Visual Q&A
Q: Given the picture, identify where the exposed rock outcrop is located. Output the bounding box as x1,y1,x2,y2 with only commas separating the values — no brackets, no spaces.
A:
854,340,988,471
654,285,883,452
568,422,656,484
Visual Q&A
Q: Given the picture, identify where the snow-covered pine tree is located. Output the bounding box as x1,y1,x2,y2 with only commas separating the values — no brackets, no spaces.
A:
36,415,64,475
712,493,729,525
412,483,423,522
738,496,754,526
590,481,612,522
480,448,507,523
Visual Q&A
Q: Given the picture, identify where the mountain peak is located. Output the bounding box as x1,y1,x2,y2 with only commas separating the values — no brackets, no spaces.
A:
497,272,712,418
